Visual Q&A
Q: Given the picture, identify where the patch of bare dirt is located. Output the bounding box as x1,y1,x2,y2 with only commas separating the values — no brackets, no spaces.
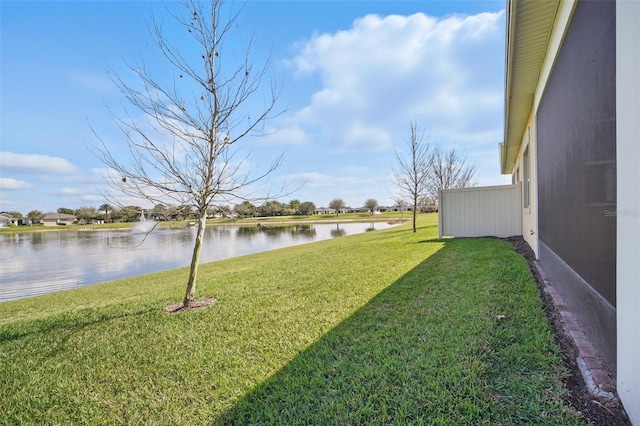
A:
164,297,216,313
505,236,631,425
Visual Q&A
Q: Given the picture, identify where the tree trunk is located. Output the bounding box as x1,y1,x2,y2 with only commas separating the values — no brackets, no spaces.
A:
412,195,418,233
412,207,417,233
183,212,207,307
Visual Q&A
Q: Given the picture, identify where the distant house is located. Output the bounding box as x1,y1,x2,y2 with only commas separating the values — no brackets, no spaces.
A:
385,205,414,213
314,208,336,215
0,212,15,227
42,212,77,226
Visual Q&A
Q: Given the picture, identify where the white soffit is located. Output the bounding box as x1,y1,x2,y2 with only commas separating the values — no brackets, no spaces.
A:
503,0,560,174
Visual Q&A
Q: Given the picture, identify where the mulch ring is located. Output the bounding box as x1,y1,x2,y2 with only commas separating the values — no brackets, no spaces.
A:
164,297,217,314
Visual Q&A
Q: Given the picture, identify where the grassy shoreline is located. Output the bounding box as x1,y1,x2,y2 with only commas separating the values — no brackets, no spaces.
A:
0,214,584,424
0,212,409,234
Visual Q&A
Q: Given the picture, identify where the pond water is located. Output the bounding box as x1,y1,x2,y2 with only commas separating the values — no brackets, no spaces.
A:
0,222,393,302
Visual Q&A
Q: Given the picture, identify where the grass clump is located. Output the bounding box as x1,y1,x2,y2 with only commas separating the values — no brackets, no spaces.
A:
0,214,583,424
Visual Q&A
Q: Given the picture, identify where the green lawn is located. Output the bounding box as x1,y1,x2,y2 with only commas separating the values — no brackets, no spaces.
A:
0,214,583,424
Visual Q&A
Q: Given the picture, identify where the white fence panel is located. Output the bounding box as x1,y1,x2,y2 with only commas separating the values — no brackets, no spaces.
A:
438,184,522,238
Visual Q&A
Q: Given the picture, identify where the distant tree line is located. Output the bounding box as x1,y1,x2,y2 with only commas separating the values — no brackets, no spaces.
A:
5,196,434,225
5,199,316,224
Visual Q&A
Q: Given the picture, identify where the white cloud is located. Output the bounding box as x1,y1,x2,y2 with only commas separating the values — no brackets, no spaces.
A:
0,178,33,190
288,11,505,153
258,125,310,146
69,70,115,94
55,187,84,196
280,172,334,187
0,152,78,174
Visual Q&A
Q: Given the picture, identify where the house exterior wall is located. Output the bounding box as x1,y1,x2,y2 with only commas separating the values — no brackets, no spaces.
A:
42,213,77,226
438,184,521,238
536,0,617,373
616,0,640,423
511,117,539,256
504,0,638,420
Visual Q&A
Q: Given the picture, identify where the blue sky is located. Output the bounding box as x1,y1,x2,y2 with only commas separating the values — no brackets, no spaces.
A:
1,0,509,214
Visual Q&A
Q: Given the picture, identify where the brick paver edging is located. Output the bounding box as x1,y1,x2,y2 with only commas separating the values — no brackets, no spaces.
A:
531,260,617,400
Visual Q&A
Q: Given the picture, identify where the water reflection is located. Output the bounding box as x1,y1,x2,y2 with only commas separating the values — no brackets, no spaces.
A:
30,232,45,249
0,222,395,302
330,224,347,238
237,224,319,240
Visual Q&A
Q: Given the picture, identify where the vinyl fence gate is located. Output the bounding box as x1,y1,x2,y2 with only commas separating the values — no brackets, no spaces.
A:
438,184,522,239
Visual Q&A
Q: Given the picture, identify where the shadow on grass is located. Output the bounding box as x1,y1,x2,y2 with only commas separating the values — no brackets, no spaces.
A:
0,305,156,358
216,238,576,425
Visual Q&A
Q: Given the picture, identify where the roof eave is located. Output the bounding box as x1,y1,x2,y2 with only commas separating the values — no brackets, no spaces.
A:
501,0,561,174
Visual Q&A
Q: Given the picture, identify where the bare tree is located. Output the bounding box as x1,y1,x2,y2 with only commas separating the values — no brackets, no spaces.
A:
428,146,477,201
328,198,346,216
393,197,408,218
298,201,315,216
392,122,432,233
92,0,283,309
364,198,378,215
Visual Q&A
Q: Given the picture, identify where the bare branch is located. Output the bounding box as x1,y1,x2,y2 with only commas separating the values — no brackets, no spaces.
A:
89,0,285,307
428,145,478,198
391,121,433,232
